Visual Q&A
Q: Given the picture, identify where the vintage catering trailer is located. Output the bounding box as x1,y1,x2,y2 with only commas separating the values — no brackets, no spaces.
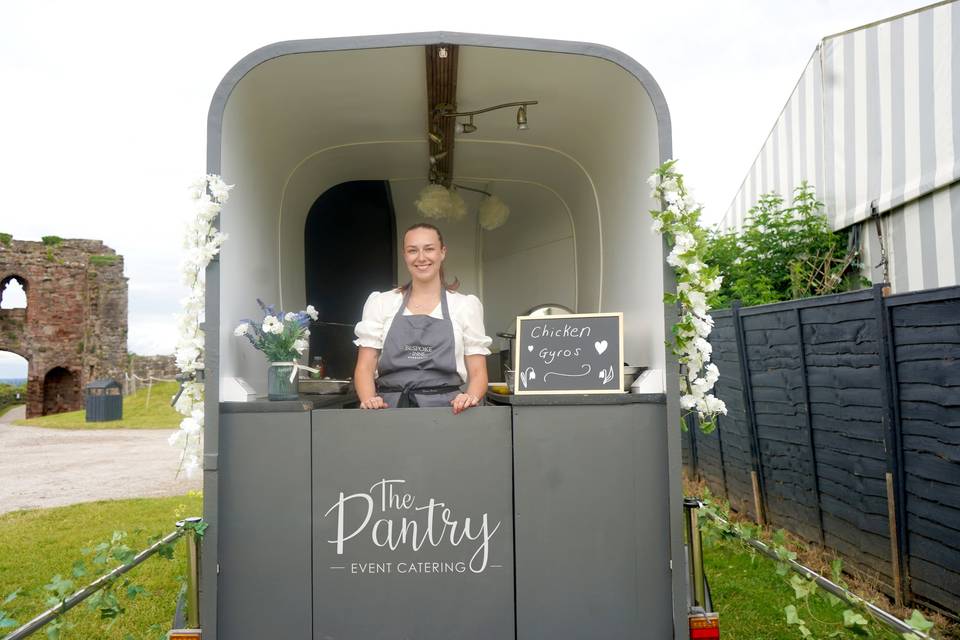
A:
201,32,692,639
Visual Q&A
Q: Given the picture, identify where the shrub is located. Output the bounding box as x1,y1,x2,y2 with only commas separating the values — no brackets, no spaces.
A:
704,183,868,308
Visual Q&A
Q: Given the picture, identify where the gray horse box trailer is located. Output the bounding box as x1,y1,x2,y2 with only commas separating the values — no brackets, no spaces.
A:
202,32,688,639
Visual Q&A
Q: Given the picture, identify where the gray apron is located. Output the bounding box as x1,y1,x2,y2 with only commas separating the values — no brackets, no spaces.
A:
376,288,463,408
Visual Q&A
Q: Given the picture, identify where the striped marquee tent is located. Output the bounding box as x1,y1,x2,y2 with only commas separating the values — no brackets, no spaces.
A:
720,0,959,294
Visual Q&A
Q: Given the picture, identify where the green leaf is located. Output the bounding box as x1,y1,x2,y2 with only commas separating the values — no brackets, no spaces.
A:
831,557,844,583
904,609,934,632
843,609,869,627
785,604,803,626
72,559,87,578
798,624,812,638
2,589,20,606
126,584,147,599
789,574,817,600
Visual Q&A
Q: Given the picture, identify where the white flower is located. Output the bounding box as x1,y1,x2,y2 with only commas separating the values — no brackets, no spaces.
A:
233,322,250,336
686,261,704,274
294,338,309,354
694,337,713,358
262,315,284,335
284,311,298,322
692,315,713,338
704,363,720,385
674,232,696,253
661,177,678,192
193,195,221,221
692,377,714,396
179,415,202,435
705,275,723,292
687,291,708,317
168,430,186,447
703,395,727,415
663,190,681,205
182,455,201,479
680,394,698,409
682,194,699,211
651,218,663,233
207,174,234,202
188,177,208,200
305,305,319,321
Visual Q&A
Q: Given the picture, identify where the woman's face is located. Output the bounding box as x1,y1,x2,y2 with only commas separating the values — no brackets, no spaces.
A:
403,227,446,284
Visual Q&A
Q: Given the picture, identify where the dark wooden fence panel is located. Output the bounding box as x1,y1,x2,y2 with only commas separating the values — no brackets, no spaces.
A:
800,299,893,586
711,311,756,518
890,294,960,613
681,285,960,614
741,309,821,542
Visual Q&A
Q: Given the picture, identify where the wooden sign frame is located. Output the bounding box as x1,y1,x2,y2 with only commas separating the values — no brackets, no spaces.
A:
513,312,624,395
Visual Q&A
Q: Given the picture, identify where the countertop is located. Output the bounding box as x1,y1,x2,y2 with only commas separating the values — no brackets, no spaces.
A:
485,391,666,405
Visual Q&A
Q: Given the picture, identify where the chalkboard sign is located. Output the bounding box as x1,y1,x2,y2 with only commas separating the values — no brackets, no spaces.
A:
513,312,623,394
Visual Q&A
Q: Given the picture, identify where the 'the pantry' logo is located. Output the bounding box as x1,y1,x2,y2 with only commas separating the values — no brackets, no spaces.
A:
323,478,502,574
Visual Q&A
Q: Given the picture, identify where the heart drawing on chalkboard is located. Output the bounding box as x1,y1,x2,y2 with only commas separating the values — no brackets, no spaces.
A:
595,340,608,355
527,345,534,352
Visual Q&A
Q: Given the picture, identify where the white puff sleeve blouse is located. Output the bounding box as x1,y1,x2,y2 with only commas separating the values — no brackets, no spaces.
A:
353,289,492,382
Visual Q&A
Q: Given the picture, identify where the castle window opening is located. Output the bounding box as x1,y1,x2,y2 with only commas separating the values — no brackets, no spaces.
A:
0,276,27,309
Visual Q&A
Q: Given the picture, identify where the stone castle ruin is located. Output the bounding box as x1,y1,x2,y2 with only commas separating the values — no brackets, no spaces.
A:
0,237,128,417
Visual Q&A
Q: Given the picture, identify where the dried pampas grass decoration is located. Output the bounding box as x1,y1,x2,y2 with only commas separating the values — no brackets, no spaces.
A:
415,184,452,219
479,194,510,230
448,188,467,220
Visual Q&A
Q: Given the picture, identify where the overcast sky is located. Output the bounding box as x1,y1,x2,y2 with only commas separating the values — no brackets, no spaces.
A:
0,0,927,378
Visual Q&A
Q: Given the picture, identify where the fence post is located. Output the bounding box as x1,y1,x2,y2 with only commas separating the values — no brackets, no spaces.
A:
732,301,766,525
873,283,909,606
793,307,826,546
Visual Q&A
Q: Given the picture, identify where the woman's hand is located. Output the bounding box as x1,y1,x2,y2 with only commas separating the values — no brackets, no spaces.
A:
451,393,480,415
359,396,388,410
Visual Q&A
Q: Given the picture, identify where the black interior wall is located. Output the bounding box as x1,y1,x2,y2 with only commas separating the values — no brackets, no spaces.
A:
304,181,396,379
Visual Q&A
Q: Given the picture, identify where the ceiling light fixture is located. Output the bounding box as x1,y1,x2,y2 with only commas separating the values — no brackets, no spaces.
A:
516,105,528,131
436,100,538,132
455,116,477,134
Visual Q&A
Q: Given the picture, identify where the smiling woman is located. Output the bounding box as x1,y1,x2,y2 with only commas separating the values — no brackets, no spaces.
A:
353,222,491,413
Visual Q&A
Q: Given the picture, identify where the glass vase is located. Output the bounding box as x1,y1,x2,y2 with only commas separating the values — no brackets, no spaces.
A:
268,362,299,401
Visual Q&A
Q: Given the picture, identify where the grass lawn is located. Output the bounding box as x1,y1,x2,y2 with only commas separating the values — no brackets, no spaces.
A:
704,535,912,639
0,494,202,639
14,381,181,429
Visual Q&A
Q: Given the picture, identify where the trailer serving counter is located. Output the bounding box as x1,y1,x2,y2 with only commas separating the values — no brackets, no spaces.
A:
202,31,685,639
217,392,671,639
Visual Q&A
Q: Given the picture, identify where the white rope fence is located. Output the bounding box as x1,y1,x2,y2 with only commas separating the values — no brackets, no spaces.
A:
123,373,178,408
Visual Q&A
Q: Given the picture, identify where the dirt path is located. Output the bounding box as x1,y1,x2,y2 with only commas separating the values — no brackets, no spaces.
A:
0,419,201,514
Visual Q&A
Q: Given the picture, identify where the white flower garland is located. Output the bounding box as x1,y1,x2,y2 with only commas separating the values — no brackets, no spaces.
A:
649,160,727,432
169,174,232,477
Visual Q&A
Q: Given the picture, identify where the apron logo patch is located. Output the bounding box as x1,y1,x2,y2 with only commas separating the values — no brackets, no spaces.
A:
402,344,434,360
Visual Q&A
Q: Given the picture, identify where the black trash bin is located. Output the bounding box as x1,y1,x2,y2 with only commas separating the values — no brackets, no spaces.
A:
85,379,122,422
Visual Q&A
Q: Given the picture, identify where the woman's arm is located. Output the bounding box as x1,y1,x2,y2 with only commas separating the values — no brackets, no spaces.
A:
452,354,488,414
355,346,387,409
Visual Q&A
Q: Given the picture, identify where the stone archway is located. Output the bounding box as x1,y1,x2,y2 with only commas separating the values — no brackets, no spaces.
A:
42,366,81,416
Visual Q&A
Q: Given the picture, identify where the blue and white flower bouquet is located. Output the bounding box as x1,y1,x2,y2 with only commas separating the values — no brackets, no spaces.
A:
234,299,319,363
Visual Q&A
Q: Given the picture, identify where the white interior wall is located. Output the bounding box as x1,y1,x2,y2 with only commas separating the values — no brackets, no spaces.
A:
218,42,666,392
